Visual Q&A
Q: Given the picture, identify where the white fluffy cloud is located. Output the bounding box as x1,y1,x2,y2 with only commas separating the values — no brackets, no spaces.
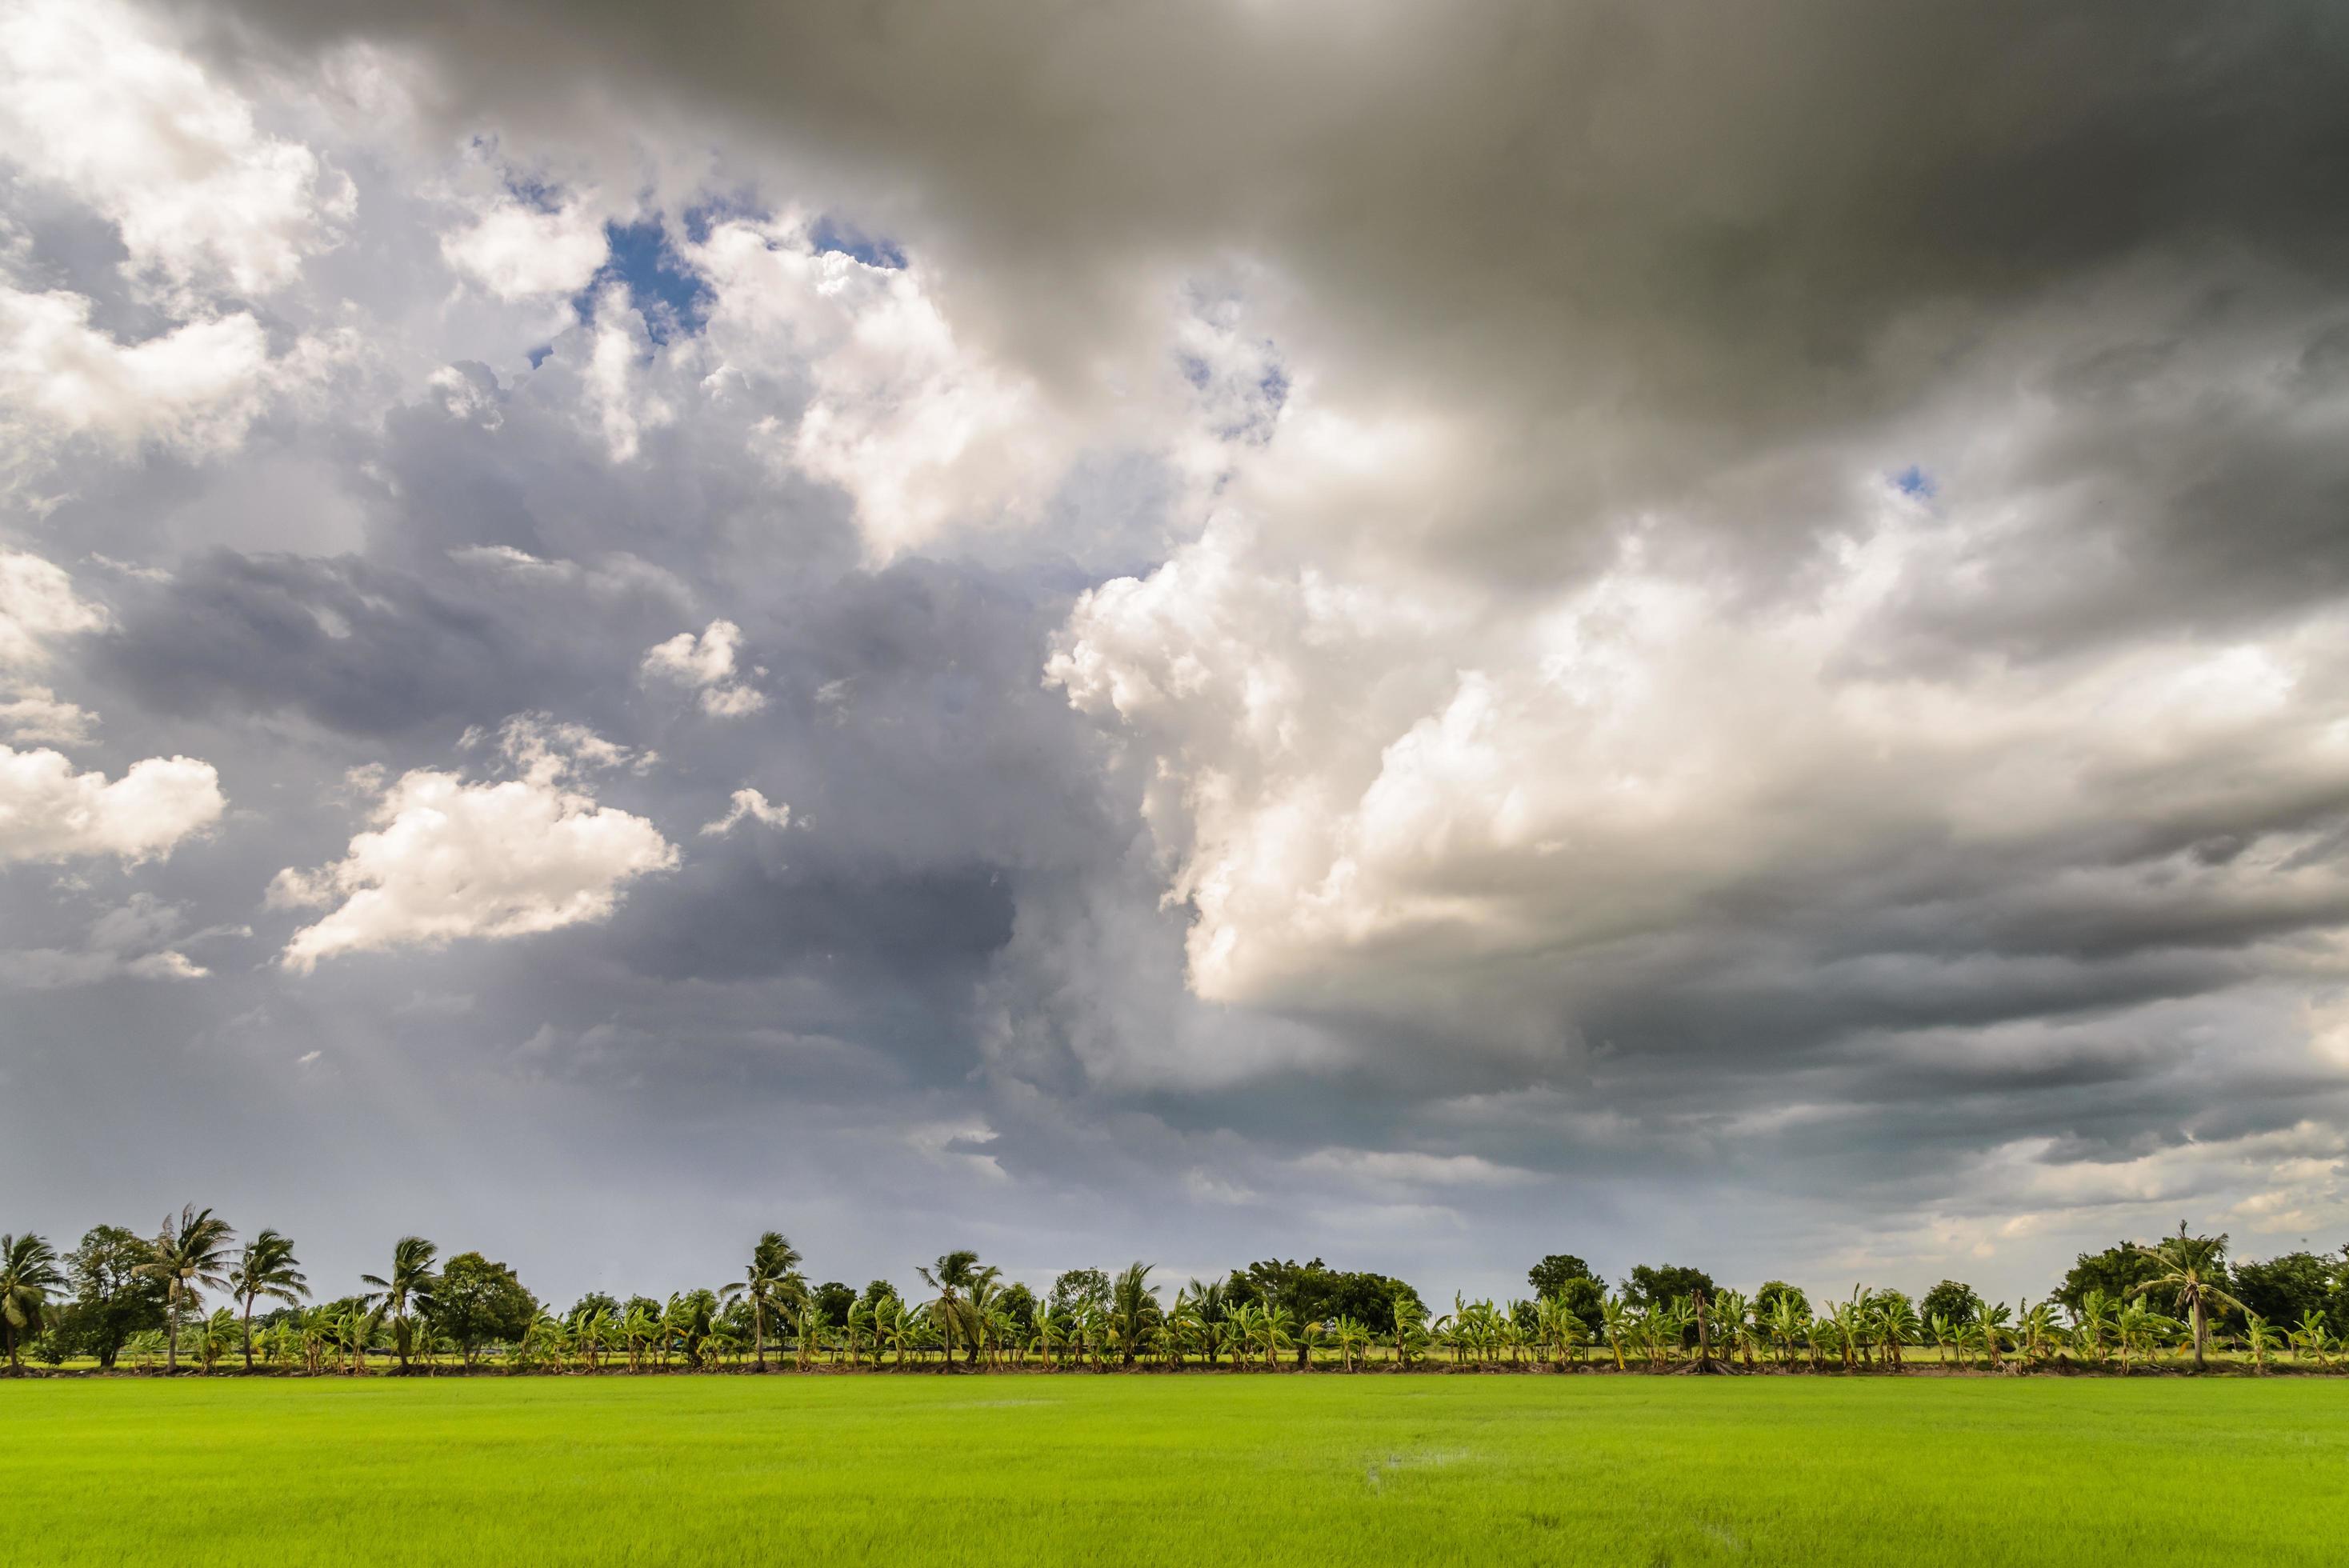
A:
440,194,610,301
0,549,107,670
1054,482,2349,1038
690,218,1075,561
640,618,764,716
271,718,678,972
0,744,225,864
0,290,284,462
700,786,790,835
0,0,348,300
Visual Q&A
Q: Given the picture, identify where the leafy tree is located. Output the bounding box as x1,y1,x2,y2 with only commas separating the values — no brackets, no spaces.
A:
1919,1280,1983,1329
137,1205,236,1374
229,1229,309,1370
998,1282,1038,1338
360,1236,441,1371
0,1233,66,1372
1548,1276,1607,1337
429,1253,538,1362
2131,1224,2243,1371
1621,1264,1715,1313
813,1281,857,1329
57,1226,165,1368
2055,1242,2175,1315
1754,1281,1810,1320
858,1279,902,1319
1050,1268,1111,1314
2228,1250,2335,1334
567,1292,621,1327
1528,1254,1600,1301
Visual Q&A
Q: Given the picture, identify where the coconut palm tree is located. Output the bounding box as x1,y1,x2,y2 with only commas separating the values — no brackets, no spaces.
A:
0,1233,66,1373
138,1206,236,1374
719,1231,804,1371
916,1250,986,1366
2131,1224,2245,1372
1107,1262,1158,1368
359,1235,441,1372
228,1229,309,1371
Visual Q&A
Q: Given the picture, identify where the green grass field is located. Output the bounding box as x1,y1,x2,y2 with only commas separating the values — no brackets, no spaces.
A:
10,1375,2345,1565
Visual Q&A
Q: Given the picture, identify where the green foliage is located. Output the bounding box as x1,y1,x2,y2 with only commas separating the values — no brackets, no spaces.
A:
1754,1280,1810,1320
1548,1276,1607,1337
1621,1264,1715,1313
567,1292,621,1326
137,1205,237,1373
2057,1242,2177,1314
1050,1268,1111,1314
428,1253,538,1359
1527,1254,1599,1301
55,1226,166,1368
1226,1258,1423,1336
1919,1280,1982,1328
1,1232,67,1370
2229,1250,2341,1334
813,1281,857,1329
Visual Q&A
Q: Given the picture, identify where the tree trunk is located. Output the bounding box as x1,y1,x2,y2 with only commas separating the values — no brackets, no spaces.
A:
2191,1301,2207,1370
166,1289,181,1373
242,1299,255,1371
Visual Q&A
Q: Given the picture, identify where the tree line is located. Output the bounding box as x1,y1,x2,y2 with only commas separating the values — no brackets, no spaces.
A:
6,1210,2347,1376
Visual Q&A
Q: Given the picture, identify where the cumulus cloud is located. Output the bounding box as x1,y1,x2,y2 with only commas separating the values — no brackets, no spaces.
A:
0,0,348,300
0,290,279,460
272,717,678,972
0,744,225,863
639,618,764,716
440,194,610,301
690,217,1076,561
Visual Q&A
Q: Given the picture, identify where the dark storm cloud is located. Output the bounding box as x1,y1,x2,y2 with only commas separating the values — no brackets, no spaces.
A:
193,0,2349,544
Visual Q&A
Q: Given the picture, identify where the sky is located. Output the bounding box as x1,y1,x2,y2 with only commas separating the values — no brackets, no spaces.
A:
5,0,2349,1311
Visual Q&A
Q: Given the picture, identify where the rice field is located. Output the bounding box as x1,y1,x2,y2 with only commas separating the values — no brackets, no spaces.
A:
9,1374,2344,1565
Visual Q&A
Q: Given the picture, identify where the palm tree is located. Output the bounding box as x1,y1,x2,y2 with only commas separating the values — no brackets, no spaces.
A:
2131,1223,2245,1372
1107,1262,1158,1369
360,1235,441,1372
720,1231,805,1371
229,1229,310,1371
916,1250,986,1367
138,1206,236,1374
0,1233,66,1373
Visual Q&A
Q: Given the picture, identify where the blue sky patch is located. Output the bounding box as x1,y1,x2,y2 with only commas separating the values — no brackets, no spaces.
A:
578,218,711,343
